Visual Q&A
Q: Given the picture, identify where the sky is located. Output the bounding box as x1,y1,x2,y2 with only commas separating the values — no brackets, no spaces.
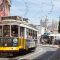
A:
10,0,60,25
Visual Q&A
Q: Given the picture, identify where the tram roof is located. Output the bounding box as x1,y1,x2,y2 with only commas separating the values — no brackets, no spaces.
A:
1,16,22,21
20,24,38,31
0,16,28,24
1,16,28,22
0,16,38,31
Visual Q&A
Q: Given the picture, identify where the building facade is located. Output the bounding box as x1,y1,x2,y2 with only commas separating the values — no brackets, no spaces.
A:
36,25,45,44
0,0,10,16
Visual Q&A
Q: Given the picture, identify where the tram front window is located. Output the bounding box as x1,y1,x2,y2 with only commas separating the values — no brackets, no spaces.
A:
0,26,2,37
11,25,18,37
3,25,10,37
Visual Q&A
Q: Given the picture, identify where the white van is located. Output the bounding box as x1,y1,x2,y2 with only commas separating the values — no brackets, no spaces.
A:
49,34,60,45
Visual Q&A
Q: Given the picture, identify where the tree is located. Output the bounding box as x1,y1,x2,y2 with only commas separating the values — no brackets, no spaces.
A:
58,20,60,33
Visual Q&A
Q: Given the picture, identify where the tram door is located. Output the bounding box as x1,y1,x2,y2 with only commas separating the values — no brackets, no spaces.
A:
20,27,24,47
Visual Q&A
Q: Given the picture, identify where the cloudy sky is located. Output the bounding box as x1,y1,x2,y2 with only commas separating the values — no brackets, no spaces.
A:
10,0,60,25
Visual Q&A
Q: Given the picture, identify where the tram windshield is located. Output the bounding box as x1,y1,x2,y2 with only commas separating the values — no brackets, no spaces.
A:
11,25,18,37
0,26,2,37
3,25,10,37
2,25,18,37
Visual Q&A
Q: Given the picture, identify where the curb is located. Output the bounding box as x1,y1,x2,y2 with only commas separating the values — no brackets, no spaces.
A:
38,44,59,48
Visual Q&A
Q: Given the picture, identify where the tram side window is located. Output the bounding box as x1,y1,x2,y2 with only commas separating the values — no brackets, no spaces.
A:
28,29,33,39
36,32,37,39
0,26,2,37
33,31,34,39
20,27,24,38
3,25,10,37
26,28,29,38
34,31,37,39
28,29,31,38
30,30,33,39
11,25,18,37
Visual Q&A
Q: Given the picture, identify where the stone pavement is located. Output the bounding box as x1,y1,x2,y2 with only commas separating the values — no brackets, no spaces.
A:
49,48,60,60
35,44,60,60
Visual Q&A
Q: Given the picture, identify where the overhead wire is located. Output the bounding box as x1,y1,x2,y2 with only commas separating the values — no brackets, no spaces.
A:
28,0,54,18
23,0,29,17
39,0,54,20
11,0,54,19
47,0,54,15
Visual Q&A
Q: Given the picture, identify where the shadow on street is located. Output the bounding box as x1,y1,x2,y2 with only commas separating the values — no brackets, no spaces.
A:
0,50,34,58
34,48,60,60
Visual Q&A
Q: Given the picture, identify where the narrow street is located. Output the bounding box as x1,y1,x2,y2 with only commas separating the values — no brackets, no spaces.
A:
0,0,60,60
0,44,58,60
17,45,58,60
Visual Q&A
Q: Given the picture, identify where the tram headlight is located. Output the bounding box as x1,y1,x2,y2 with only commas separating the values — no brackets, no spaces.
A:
13,38,18,43
13,38,18,46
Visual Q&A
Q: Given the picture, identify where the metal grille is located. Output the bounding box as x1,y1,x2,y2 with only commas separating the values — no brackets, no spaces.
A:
0,38,13,47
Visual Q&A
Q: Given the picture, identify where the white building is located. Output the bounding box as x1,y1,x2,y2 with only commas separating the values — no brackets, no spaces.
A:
36,25,45,44
36,18,59,44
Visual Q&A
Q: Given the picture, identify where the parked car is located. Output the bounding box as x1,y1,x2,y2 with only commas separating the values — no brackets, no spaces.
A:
40,33,51,44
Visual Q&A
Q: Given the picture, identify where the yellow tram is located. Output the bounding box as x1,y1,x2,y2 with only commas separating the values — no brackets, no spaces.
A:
0,16,37,54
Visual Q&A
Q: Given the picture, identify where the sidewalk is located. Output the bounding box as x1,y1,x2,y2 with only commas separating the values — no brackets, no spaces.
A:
37,44,59,48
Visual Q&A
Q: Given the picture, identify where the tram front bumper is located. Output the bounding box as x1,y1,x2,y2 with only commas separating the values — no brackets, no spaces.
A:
0,46,23,53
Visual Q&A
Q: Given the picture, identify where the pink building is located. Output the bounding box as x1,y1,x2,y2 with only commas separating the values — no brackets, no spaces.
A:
0,0,10,17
